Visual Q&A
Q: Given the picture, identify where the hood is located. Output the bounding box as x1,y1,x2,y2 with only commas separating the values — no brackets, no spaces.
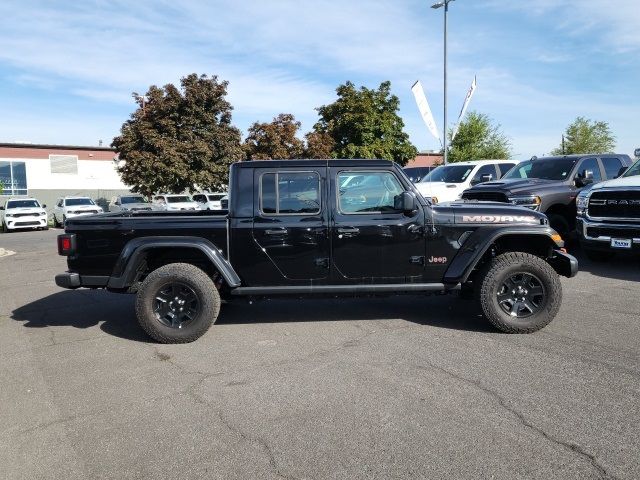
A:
165,202,199,209
66,204,100,211
439,202,547,225
121,202,154,210
6,207,46,214
588,175,640,191
464,178,562,196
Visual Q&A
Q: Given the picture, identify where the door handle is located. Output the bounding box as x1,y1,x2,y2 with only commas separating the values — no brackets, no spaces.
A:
337,227,360,234
265,228,288,235
407,224,423,234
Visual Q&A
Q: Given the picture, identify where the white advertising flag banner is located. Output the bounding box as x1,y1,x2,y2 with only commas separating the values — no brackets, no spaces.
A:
452,76,477,141
411,80,441,145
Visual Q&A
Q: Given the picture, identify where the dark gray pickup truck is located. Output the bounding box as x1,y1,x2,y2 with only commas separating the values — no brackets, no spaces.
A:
55,159,577,343
461,154,632,236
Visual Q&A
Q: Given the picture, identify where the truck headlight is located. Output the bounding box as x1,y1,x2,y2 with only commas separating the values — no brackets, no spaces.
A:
576,194,589,214
5,213,13,217
508,195,541,210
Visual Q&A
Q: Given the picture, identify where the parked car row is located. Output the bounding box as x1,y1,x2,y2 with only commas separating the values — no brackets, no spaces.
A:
405,153,639,258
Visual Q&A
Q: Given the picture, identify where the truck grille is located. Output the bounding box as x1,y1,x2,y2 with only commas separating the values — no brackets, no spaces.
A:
15,221,40,226
588,191,640,219
221,199,229,209
461,191,508,203
586,226,640,238
14,213,39,218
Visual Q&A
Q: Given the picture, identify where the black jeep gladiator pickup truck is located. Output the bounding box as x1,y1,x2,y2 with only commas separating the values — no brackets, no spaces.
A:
55,159,577,343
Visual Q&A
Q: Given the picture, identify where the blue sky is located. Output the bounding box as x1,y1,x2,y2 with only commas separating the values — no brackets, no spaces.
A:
0,0,638,158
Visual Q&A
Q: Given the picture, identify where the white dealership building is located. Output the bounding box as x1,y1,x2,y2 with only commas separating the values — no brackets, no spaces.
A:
0,142,130,212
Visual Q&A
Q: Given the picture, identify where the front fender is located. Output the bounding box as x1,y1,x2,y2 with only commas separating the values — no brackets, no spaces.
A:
107,236,241,289
443,226,565,284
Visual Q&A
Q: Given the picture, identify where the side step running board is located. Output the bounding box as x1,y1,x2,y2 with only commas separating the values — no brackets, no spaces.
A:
231,283,460,296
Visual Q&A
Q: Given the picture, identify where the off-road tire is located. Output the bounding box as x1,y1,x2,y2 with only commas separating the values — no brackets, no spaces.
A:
135,263,221,343
584,248,614,262
476,252,562,333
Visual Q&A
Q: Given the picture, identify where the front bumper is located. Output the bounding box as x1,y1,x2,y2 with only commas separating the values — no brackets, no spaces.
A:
577,218,640,252
4,217,47,229
55,272,109,289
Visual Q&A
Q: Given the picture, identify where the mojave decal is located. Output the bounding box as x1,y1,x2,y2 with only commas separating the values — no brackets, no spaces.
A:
462,215,539,223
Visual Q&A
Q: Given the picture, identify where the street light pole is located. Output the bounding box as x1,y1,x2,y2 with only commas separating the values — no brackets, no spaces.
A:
431,0,454,165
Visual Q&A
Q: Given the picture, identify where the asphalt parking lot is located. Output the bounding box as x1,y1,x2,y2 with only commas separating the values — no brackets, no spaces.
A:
1,229,639,480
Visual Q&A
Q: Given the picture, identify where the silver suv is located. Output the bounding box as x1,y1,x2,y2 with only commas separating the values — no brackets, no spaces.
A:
109,195,155,212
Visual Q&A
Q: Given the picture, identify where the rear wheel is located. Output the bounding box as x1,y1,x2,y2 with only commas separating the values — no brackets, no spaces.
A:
584,248,614,262
135,263,221,343
476,252,562,333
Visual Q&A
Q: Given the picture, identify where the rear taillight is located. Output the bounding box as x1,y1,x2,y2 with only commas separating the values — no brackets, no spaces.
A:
57,234,77,256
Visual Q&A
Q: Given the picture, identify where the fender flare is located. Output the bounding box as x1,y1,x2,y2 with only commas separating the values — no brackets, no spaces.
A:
443,226,563,284
106,236,241,289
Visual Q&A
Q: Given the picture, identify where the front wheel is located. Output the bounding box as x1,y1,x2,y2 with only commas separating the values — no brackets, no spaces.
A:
476,252,562,333
135,263,221,343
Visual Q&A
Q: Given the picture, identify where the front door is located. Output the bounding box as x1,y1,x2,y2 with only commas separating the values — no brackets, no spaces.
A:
330,168,426,282
251,167,330,284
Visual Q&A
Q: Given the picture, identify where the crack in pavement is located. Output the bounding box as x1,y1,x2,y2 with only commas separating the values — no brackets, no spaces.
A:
413,361,620,480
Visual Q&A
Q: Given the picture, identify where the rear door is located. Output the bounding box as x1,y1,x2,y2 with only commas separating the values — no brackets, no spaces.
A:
330,168,426,282
252,167,330,282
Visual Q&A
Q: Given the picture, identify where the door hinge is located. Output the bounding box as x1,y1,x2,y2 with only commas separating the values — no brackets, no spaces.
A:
410,256,425,265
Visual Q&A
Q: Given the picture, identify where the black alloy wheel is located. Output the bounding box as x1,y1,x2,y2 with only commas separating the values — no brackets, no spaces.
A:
496,272,545,318
153,282,200,329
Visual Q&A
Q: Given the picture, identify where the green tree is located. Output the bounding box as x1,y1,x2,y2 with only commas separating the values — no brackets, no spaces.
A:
551,117,616,155
243,113,305,160
313,81,418,166
112,74,243,196
447,111,512,162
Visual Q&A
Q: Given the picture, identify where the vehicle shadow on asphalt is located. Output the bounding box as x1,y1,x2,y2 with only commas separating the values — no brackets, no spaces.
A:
11,290,494,342
218,294,494,333
10,290,152,343
569,249,640,282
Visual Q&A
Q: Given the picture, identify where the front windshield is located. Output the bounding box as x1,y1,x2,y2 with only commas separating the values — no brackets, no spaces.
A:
6,200,40,208
66,198,95,206
167,196,192,203
503,158,578,181
121,196,148,204
207,194,226,201
622,159,640,177
422,165,473,183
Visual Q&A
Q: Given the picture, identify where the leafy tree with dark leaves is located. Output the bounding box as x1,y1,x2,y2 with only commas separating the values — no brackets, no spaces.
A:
112,74,243,196
303,131,335,158
447,111,512,162
551,117,616,155
313,81,417,166
243,113,305,160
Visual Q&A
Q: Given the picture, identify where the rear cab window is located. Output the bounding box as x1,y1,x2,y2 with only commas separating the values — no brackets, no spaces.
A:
260,171,321,215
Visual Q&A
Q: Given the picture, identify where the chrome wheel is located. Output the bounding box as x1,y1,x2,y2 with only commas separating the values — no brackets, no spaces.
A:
496,272,545,318
153,282,200,329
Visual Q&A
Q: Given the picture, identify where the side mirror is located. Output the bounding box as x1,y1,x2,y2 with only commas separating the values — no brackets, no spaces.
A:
42,204,47,208
575,170,594,187
616,166,627,178
0,206,4,210
395,191,417,213
480,173,493,183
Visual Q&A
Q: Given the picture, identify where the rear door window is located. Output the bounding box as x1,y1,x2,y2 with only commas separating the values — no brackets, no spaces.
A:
601,157,624,179
497,163,516,177
260,172,321,215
